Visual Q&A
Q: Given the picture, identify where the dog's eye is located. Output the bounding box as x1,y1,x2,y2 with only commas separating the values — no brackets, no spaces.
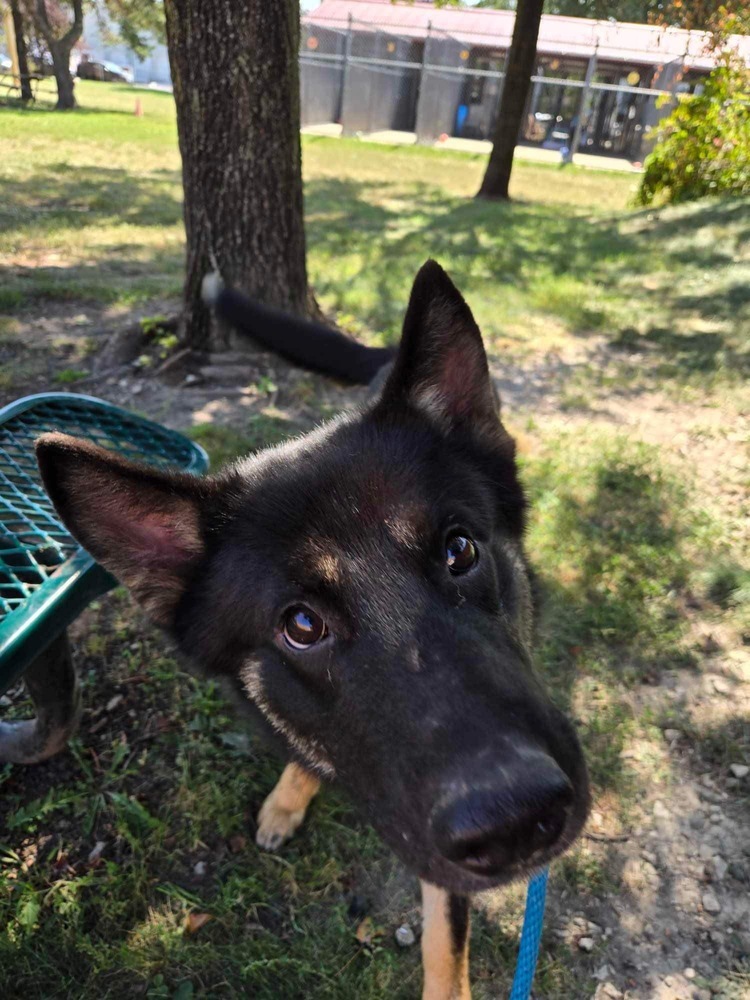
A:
282,606,328,650
446,534,478,574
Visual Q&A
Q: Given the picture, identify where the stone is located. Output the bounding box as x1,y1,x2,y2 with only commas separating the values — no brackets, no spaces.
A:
88,841,106,863
578,936,595,952
593,983,622,1000
395,924,416,948
728,861,748,882
711,675,731,695
194,861,207,876
683,967,696,979
729,763,749,779
702,891,721,914
664,728,681,742
708,856,728,882
688,812,706,831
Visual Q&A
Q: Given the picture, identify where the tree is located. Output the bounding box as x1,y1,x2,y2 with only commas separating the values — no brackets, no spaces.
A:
18,1,164,110
477,0,746,30
477,0,544,200
10,0,34,101
33,0,83,109
636,12,750,206
163,0,309,350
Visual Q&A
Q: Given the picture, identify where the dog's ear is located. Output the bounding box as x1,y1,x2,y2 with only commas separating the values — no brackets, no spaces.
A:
36,433,207,626
379,260,503,438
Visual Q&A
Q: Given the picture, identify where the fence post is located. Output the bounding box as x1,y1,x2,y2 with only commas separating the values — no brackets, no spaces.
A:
337,12,354,130
565,45,597,164
415,19,431,145
3,4,21,91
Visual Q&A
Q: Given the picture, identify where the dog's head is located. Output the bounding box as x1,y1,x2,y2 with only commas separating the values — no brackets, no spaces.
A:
37,262,589,893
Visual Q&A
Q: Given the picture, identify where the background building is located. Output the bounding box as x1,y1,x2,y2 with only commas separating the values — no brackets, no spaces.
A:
301,0,750,161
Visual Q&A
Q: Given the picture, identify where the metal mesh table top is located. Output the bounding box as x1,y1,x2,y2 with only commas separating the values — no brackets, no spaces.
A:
0,393,208,625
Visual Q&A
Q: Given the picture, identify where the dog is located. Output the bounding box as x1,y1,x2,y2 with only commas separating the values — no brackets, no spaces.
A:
36,261,590,999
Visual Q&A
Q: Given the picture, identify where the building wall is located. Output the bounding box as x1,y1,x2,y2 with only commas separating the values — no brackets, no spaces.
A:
79,13,172,86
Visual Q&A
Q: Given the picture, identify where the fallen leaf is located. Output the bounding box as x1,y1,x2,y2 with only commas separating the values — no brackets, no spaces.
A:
185,912,212,935
228,834,247,854
355,916,385,948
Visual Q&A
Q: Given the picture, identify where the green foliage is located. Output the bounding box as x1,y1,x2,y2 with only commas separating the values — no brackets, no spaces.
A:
99,0,165,58
636,54,750,206
53,367,89,383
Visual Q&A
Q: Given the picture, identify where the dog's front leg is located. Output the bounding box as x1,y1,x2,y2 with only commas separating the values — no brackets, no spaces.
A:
256,762,321,851
420,881,471,1000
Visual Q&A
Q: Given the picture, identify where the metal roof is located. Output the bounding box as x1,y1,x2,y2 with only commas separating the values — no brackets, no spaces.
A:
304,0,750,71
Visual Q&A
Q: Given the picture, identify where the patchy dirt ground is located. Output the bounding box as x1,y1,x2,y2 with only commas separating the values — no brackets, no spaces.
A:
1,301,748,1000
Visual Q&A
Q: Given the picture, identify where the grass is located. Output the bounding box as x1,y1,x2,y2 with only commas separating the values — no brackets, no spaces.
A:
2,83,748,395
0,83,748,999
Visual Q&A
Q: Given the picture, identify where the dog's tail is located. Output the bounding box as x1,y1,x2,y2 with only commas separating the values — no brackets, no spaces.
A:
201,272,395,385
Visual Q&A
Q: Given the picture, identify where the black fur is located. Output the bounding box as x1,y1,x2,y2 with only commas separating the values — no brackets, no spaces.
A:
215,286,395,384
449,894,470,956
37,260,590,896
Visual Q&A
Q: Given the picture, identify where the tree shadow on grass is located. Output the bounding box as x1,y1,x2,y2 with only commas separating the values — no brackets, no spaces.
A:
306,176,749,382
526,440,699,796
1,163,182,229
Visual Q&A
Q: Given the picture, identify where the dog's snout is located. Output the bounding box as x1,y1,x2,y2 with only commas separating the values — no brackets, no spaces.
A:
431,757,574,875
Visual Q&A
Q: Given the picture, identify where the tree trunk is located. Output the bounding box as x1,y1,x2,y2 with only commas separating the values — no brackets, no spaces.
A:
34,0,82,110
49,39,77,109
164,0,309,351
477,0,545,201
10,1,33,102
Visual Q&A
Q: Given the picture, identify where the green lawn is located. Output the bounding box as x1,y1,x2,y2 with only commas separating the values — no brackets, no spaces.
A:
0,83,748,1000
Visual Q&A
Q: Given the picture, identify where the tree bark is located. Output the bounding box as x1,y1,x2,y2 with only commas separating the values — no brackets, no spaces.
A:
477,0,545,200
164,0,310,351
10,1,33,102
35,0,83,110
48,39,77,108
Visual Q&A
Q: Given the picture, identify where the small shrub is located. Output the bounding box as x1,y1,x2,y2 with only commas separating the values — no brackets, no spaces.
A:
636,53,750,207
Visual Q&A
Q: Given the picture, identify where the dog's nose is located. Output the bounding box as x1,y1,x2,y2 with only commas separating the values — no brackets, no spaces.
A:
431,757,573,875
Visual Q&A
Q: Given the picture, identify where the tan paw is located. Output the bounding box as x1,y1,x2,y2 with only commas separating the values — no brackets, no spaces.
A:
255,796,306,851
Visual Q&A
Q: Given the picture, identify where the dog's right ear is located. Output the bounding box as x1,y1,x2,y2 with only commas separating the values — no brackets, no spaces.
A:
36,433,208,626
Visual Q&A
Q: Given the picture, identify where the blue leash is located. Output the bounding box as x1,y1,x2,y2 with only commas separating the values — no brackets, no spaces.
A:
508,866,549,1000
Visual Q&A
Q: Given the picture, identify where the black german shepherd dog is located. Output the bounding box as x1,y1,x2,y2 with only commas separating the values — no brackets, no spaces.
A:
36,262,590,999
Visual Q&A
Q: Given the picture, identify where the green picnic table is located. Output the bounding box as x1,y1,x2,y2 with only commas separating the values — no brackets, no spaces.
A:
0,393,208,764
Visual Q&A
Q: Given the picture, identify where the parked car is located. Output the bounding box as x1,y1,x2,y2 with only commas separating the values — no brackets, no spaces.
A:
77,60,134,84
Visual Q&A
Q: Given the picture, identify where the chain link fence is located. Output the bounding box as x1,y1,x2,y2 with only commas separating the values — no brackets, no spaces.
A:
300,22,348,128
300,14,683,162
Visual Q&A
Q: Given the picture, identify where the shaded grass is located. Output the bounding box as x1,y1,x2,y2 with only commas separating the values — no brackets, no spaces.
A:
2,84,747,393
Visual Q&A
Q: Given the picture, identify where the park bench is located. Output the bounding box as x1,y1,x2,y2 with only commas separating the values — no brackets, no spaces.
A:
0,393,208,765
0,71,51,104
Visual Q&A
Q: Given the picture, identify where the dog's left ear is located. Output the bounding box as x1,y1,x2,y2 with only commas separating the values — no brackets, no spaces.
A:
36,433,208,626
378,260,504,440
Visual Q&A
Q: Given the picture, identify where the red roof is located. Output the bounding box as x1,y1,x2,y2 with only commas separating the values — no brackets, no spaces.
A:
304,0,750,71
